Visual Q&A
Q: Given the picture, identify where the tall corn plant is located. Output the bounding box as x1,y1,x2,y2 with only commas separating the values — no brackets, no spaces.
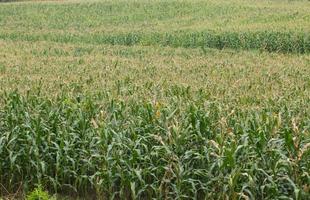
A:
0,90,309,199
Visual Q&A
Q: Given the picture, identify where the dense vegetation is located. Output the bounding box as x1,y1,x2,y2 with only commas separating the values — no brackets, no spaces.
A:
0,0,309,199
0,0,309,53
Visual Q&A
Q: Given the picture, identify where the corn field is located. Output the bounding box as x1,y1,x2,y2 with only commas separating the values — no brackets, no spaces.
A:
0,0,309,199
0,88,309,199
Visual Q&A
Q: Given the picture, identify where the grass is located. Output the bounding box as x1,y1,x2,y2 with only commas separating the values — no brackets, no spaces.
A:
0,0,309,199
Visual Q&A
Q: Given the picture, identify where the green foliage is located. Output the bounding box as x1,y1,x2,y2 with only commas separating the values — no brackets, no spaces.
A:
0,89,309,199
1,31,309,53
0,0,309,199
0,0,309,53
26,185,50,200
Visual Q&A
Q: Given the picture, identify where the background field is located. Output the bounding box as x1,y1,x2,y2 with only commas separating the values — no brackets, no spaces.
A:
0,0,309,199
0,0,310,52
